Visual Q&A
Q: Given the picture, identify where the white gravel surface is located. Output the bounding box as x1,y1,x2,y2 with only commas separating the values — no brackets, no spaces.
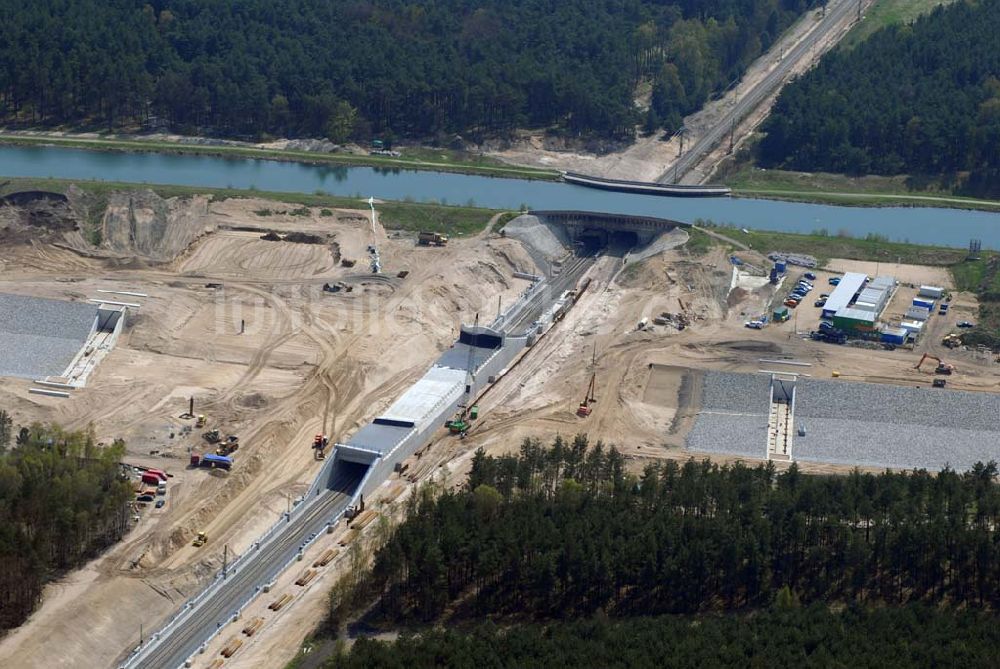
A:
685,370,1000,472
0,294,97,378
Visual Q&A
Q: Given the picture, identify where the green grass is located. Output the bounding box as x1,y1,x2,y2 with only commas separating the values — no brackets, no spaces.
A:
683,227,719,256
724,166,1000,212
951,254,1000,292
0,176,499,237
0,132,560,182
700,222,966,266
841,0,957,48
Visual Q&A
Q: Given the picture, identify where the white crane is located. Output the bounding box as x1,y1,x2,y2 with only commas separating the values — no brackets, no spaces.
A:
366,196,381,274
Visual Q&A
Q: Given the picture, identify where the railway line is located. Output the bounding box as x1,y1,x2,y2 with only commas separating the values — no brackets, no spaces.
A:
122,463,365,669
659,0,858,184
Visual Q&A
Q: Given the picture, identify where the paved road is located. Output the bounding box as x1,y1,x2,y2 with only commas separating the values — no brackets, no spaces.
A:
123,463,365,669
659,0,856,184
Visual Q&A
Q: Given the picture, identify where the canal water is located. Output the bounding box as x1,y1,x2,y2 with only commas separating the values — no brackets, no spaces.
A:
2,144,998,248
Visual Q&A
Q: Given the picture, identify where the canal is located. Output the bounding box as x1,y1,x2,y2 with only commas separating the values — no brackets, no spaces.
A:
1,144,998,248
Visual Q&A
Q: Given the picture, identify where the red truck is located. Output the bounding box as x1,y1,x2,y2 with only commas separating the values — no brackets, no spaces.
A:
141,472,161,486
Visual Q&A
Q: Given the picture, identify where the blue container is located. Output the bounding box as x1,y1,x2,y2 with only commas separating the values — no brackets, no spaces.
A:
775,261,787,273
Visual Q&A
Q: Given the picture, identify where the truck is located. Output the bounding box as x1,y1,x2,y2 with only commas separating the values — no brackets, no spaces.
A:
195,453,233,470
141,472,161,486
417,231,448,246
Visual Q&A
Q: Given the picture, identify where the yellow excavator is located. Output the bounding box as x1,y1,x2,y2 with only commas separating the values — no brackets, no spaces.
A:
192,531,208,547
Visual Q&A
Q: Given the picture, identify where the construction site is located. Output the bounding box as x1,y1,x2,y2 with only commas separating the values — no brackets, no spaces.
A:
1,187,999,669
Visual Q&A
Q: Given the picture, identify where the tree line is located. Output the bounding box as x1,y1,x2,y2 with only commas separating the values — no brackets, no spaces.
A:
331,605,1000,668
327,435,1000,631
756,0,1000,196
0,0,815,141
0,417,132,629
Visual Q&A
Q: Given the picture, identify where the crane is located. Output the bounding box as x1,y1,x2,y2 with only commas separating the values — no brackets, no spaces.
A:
915,353,954,375
577,343,597,417
367,196,381,274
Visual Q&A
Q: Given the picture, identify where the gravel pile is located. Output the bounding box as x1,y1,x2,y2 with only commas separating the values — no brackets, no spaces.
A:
685,413,769,458
685,369,1000,472
702,371,770,414
794,378,1000,471
0,294,98,379
794,419,1000,471
795,378,1000,433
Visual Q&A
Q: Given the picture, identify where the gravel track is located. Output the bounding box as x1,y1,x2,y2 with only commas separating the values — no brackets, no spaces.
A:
0,294,97,378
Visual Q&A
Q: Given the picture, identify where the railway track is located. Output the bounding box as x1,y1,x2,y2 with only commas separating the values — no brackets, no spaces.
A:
122,464,364,669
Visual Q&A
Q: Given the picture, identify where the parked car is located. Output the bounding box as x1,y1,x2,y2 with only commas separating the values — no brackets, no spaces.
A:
155,499,165,509
820,293,830,298
804,272,817,280
814,298,827,307
829,277,841,286
137,494,155,503
957,321,975,328
784,298,799,307
819,320,836,332
744,320,764,329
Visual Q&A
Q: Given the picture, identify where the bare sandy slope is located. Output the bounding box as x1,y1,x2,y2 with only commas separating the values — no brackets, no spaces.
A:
0,200,532,669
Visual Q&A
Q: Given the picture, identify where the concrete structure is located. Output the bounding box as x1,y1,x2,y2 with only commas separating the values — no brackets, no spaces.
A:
0,293,110,380
529,209,689,246
767,375,797,461
821,272,867,319
562,172,731,197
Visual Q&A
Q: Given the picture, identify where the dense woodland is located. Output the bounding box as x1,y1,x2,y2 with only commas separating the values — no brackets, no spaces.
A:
0,0,814,140
757,0,1000,195
0,418,132,629
333,606,1000,668
322,436,1000,665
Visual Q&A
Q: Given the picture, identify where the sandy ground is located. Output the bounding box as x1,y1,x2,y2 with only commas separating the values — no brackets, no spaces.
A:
0,199,533,669
825,258,954,288
2,206,997,669
488,0,873,184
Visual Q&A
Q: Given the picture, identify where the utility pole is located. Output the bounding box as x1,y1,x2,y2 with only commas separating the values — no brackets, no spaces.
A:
857,0,862,22
223,544,228,579
140,623,143,646
728,120,735,154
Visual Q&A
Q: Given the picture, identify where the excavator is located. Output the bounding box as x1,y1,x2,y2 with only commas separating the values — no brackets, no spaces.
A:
915,353,955,375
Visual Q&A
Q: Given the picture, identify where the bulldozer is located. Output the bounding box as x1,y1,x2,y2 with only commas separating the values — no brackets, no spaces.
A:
192,531,208,547
216,435,240,456
942,333,962,349
916,353,955,375
195,414,207,428
203,428,221,443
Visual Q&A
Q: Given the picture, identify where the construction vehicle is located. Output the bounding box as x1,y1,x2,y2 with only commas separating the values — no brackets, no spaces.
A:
446,411,470,434
203,428,221,443
418,231,448,246
195,415,206,428
192,531,208,547
216,435,240,456
942,333,962,349
915,353,955,375
312,434,329,459
576,372,597,417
